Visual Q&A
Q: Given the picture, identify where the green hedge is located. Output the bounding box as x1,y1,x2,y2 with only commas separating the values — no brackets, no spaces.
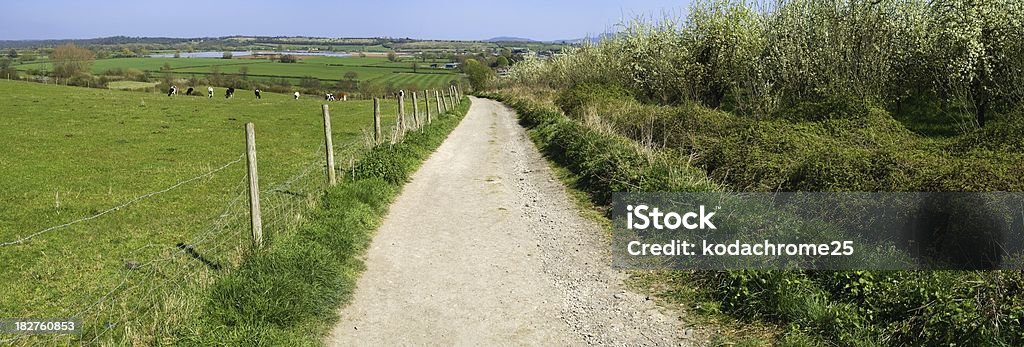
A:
548,84,1024,193
174,99,471,346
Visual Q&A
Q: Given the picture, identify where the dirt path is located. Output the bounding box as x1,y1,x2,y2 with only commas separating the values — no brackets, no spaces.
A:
328,97,689,346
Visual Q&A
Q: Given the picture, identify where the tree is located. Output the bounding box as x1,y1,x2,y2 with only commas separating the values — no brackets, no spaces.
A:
412,62,419,73
387,51,398,62
463,59,495,91
300,76,322,91
280,55,298,63
928,0,1024,128
210,66,223,86
343,71,358,81
222,52,233,59
1,59,18,80
7,49,17,59
52,44,95,79
496,56,510,68
173,51,181,58
161,62,172,71
239,66,249,80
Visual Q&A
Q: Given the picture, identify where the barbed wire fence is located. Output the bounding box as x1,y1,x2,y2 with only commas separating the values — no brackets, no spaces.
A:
0,94,446,346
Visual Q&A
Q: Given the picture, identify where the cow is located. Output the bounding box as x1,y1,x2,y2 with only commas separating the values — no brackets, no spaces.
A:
225,87,235,99
294,91,300,100
167,85,177,97
325,93,335,101
208,87,214,98
255,89,262,99
185,87,194,96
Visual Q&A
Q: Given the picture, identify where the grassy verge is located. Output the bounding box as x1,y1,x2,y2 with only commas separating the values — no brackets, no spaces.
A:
540,153,783,346
480,90,1024,346
174,98,470,346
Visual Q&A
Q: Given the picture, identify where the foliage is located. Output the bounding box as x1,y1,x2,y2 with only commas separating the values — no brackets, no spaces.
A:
495,56,510,68
0,59,17,80
504,0,1024,128
51,43,95,79
299,75,321,92
462,58,494,91
279,54,298,63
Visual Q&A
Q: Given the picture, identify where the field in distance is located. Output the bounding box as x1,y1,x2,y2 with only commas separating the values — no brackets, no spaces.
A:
14,55,461,91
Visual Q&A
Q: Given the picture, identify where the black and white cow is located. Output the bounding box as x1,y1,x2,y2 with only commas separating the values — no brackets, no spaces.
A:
225,87,235,99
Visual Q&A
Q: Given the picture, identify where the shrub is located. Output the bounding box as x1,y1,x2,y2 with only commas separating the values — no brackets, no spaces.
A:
279,55,298,63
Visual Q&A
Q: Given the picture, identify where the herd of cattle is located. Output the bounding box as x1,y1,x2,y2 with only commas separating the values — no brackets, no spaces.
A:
166,85,348,101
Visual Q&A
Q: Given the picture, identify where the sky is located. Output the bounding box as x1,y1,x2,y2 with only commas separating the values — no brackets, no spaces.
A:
0,0,691,41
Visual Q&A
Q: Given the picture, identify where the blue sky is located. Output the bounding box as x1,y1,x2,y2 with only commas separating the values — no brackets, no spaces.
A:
0,0,691,41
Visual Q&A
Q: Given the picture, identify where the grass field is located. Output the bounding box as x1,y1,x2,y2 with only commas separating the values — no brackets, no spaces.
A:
0,79,415,345
15,56,463,91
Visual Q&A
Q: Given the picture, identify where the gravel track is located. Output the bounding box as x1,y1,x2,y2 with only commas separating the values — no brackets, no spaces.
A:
328,97,689,346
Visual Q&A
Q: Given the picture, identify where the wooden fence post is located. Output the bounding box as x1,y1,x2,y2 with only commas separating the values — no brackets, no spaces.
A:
435,90,442,115
449,86,456,107
245,123,263,248
424,90,432,125
373,98,381,145
441,90,449,113
322,105,336,186
412,92,420,129
398,91,406,133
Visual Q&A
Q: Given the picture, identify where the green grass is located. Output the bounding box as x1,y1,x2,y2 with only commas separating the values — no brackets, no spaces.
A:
17,56,463,90
15,57,265,74
0,79,411,345
175,96,472,346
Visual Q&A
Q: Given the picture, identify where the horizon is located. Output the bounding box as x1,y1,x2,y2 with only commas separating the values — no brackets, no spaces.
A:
0,0,691,42
0,34,596,43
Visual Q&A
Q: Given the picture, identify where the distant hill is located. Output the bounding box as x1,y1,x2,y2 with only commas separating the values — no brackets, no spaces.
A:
551,32,621,45
0,36,204,49
485,37,537,43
